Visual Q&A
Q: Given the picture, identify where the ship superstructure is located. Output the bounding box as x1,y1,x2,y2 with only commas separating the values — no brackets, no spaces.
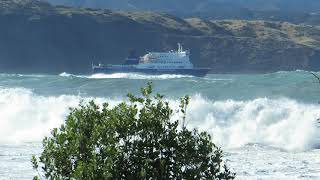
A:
136,43,193,70
92,44,210,76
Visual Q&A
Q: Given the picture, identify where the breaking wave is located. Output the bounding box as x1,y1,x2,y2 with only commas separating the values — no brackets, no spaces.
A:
0,87,319,151
0,88,120,143
59,72,193,80
58,72,73,77
183,95,320,151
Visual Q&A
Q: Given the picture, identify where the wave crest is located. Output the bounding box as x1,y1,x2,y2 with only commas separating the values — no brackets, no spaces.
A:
0,88,319,151
59,72,193,80
185,95,320,151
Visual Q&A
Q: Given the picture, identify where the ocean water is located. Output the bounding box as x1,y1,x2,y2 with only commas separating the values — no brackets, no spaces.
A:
0,71,320,179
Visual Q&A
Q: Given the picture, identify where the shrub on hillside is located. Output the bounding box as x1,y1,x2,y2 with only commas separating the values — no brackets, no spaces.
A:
32,83,235,179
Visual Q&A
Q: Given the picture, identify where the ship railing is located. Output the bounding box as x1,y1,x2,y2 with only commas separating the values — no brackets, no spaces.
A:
92,64,136,69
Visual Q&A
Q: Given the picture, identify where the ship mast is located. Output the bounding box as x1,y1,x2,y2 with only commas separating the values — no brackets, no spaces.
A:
178,43,183,52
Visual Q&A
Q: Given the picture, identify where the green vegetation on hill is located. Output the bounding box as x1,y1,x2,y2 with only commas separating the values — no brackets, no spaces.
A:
0,0,320,73
46,0,320,25
31,83,235,179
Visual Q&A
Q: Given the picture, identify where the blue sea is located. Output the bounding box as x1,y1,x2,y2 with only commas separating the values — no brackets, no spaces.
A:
0,71,320,179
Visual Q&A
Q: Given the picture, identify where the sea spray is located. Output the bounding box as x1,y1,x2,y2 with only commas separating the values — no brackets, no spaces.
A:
184,95,320,151
0,88,121,143
1,72,320,179
0,87,319,151
59,72,194,80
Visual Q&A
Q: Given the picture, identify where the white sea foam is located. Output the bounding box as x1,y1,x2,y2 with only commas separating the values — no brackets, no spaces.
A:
275,69,320,74
59,72,73,77
88,73,195,79
59,72,193,80
183,95,320,151
0,88,319,151
0,88,120,143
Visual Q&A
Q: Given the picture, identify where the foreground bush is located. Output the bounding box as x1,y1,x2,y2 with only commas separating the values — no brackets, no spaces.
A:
32,83,235,179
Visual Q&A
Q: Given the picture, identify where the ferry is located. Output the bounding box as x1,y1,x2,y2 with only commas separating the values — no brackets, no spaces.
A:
92,44,210,77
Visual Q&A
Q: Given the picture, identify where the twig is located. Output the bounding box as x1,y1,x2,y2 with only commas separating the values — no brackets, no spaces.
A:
311,72,320,85
312,73,320,126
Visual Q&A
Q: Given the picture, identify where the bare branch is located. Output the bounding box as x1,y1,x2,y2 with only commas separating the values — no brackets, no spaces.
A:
311,72,320,85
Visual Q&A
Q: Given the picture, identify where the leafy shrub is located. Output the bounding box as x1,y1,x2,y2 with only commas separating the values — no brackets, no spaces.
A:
32,83,235,179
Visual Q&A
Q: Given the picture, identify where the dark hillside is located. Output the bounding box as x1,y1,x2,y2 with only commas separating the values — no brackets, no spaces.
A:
46,0,320,25
0,0,320,73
